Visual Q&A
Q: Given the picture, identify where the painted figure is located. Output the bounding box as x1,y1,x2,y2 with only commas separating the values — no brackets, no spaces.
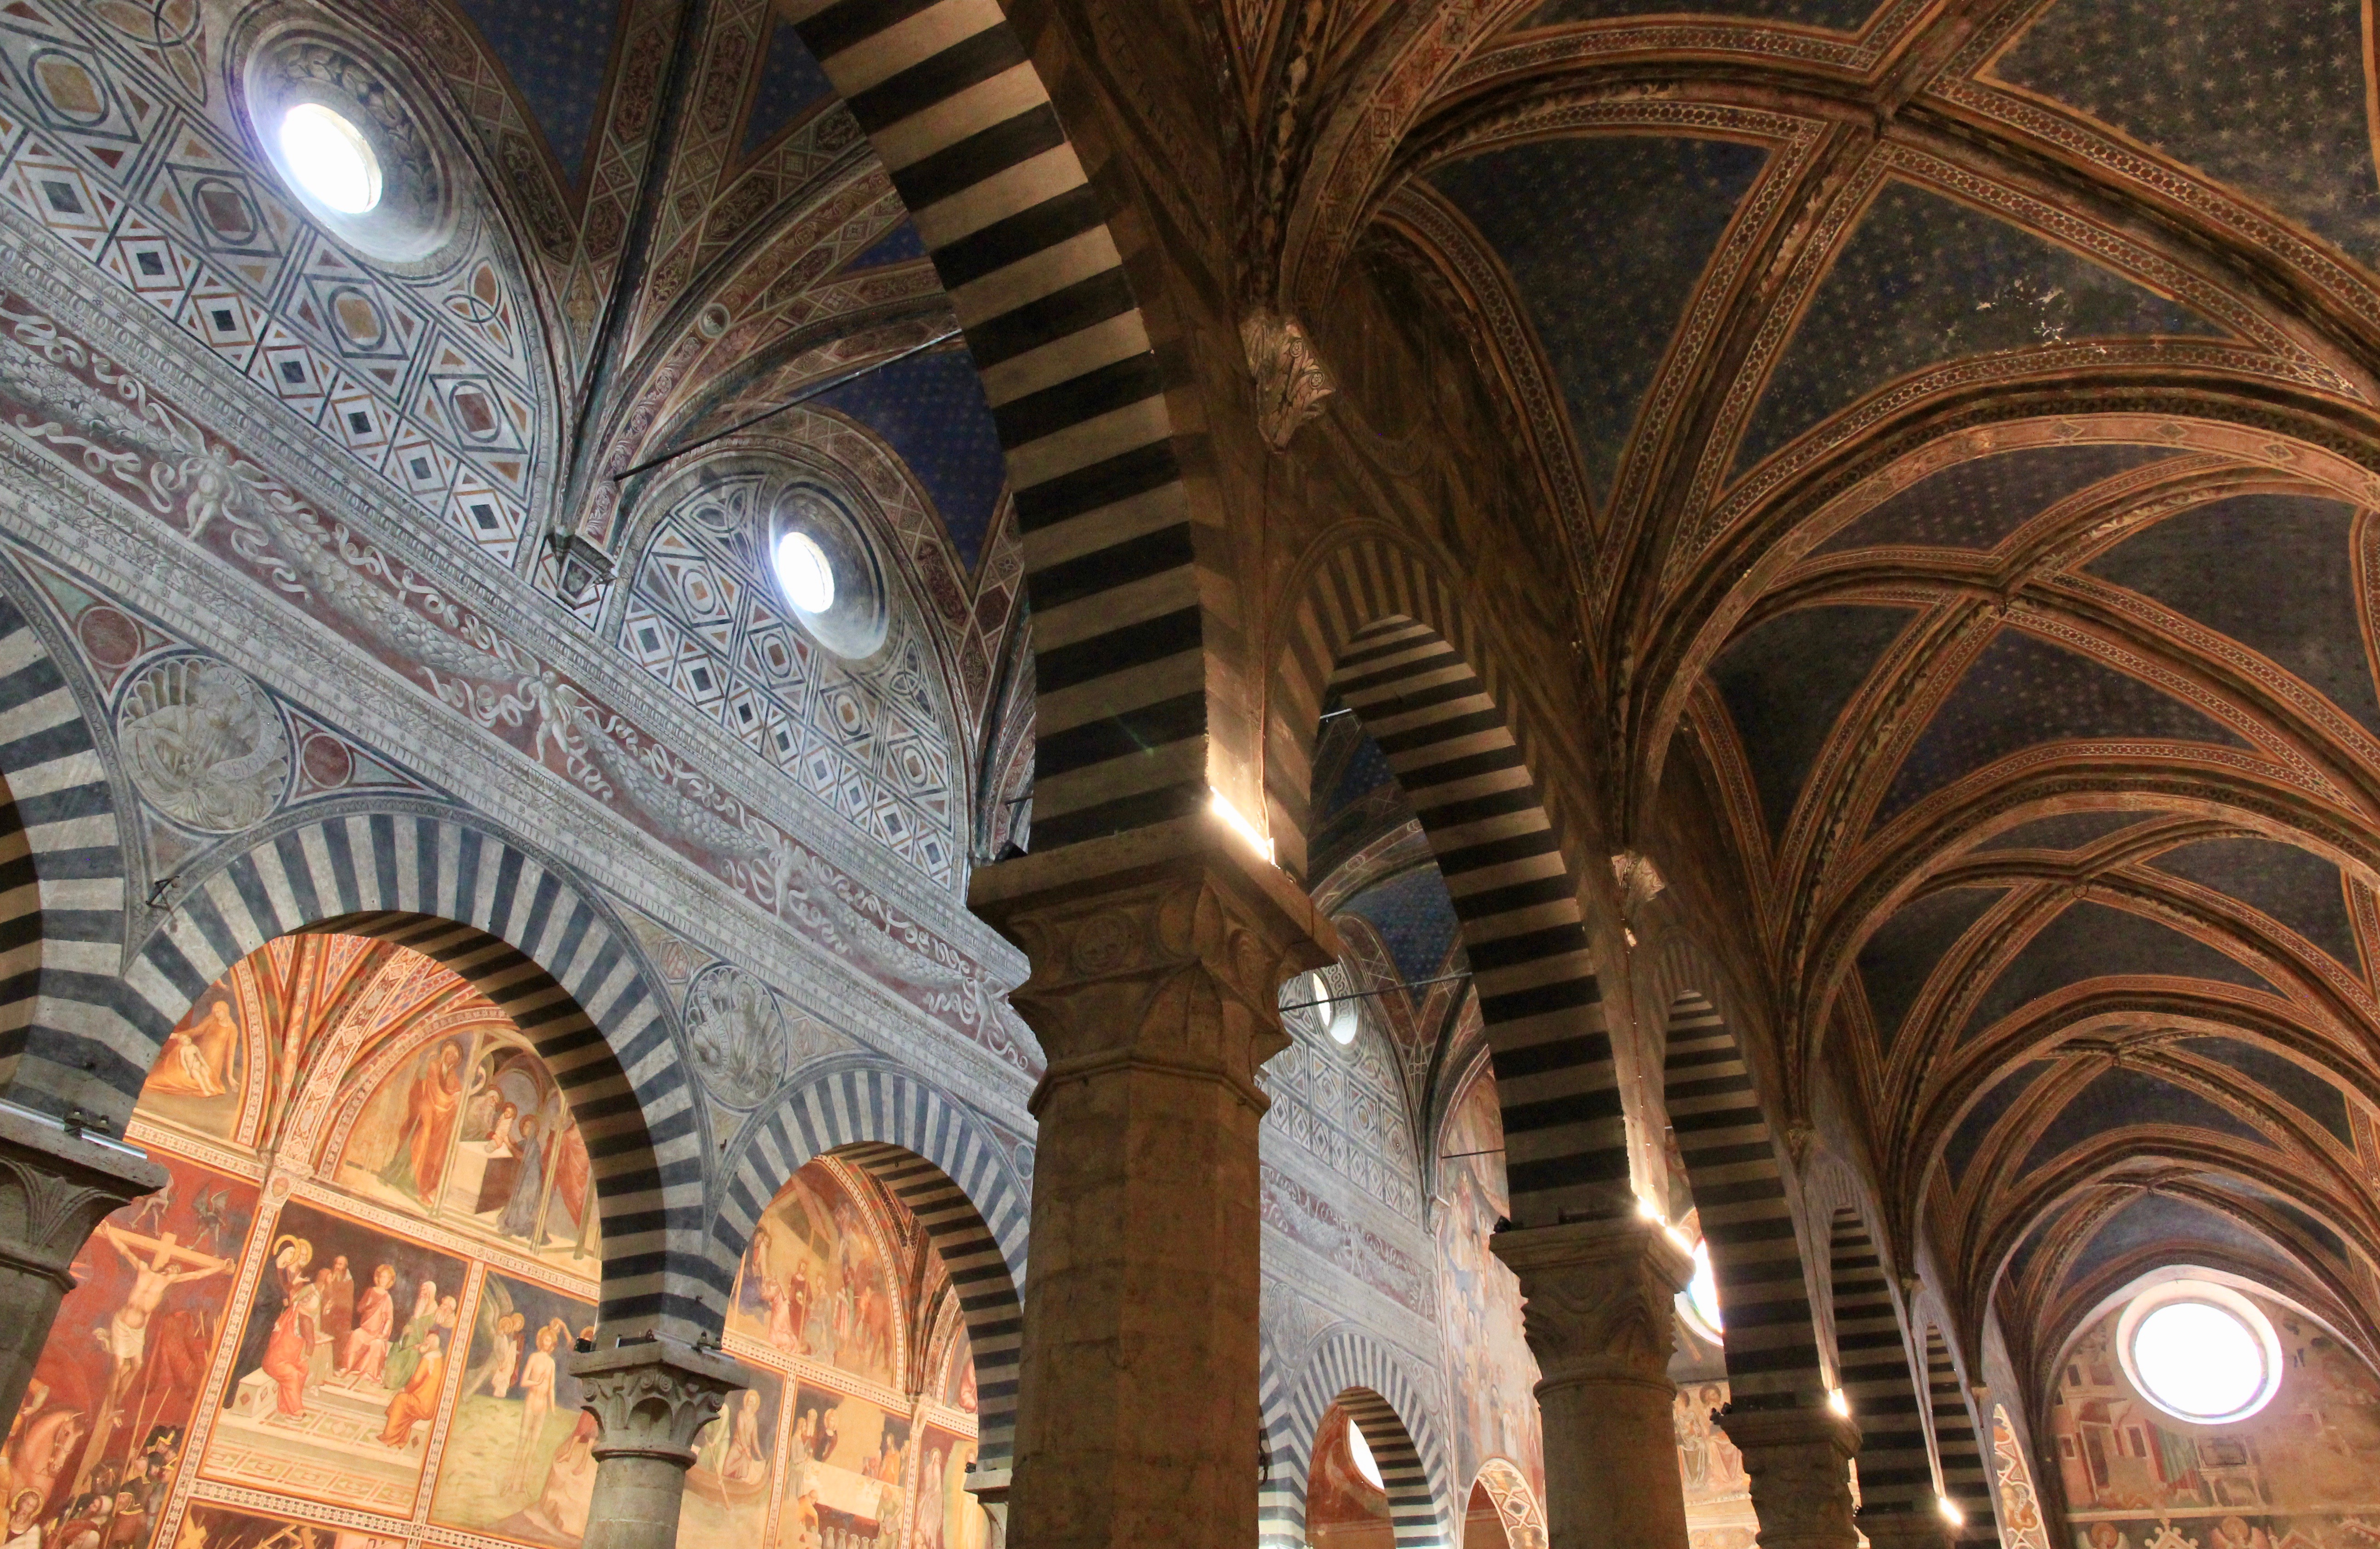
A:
339,1264,397,1382
378,1332,443,1447
383,1281,440,1392
378,1044,464,1202
148,1001,240,1100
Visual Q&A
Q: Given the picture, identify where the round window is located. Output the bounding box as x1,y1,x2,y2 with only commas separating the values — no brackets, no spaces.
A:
1682,1238,1723,1337
773,530,836,614
277,102,381,213
771,491,887,659
241,29,453,266
1302,971,1358,1046
2114,1279,2282,1425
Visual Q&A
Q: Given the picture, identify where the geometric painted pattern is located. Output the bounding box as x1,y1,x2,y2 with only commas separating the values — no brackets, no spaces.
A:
1262,979,1424,1219
620,471,958,883
0,2,545,566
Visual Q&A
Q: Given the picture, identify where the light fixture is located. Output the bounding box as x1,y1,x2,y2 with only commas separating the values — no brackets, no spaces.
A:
278,102,381,214
1346,1417,1384,1491
1937,1495,1965,1527
1827,1388,1851,1418
773,529,836,614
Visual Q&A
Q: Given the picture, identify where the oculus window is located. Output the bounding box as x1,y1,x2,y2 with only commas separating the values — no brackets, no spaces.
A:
2115,1278,2282,1425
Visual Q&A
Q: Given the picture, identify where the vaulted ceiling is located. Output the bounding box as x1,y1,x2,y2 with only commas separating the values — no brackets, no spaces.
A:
1228,0,2380,1402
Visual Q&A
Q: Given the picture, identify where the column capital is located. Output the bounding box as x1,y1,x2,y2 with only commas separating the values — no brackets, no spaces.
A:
968,811,1341,1112
568,1337,749,1466
1492,1214,1693,1395
1717,1404,1863,1549
0,1102,167,1287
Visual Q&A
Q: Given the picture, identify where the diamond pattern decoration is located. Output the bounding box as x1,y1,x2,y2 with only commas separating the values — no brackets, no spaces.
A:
623,472,960,885
0,3,549,565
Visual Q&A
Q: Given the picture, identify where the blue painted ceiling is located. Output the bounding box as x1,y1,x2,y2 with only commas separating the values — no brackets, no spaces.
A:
1876,628,2248,827
1711,603,1912,839
1819,443,2178,553
1992,0,2380,262
1956,899,2276,1045
2087,493,2380,736
2151,836,2359,973
452,0,626,184
1430,135,1767,504
2019,1065,2267,1173
811,347,1010,571
1341,865,1467,987
1856,884,2005,1053
743,20,836,158
1973,809,2153,853
1738,180,2219,474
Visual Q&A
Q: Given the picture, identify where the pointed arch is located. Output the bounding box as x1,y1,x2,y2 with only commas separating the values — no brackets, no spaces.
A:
774,0,1211,854
1306,610,1625,1225
1829,1204,1935,1526
0,587,131,1126
1273,1327,1454,1549
1926,1324,1999,1542
109,807,704,1336
1663,990,1824,1406
710,1056,1029,1472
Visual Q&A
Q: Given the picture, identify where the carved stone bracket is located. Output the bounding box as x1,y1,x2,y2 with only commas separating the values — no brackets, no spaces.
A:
1717,1404,1864,1549
569,1336,750,1465
969,811,1342,1113
1492,1214,1692,1394
1241,310,1336,451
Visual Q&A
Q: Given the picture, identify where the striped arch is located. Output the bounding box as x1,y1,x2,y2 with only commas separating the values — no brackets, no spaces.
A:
1266,1327,1452,1549
1830,1205,1936,1526
1926,1325,2000,1543
0,589,131,1128
1663,991,1825,1407
710,1057,1028,1471
1313,611,1622,1225
1257,1332,1298,1546
111,808,705,1336
780,0,1210,854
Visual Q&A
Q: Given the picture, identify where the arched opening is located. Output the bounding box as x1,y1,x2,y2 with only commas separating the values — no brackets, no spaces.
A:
1925,1325,1998,1543
730,1151,994,1549
1463,1459,1545,1549
1303,1389,1440,1549
1660,992,1825,1409
3,932,660,1549
1828,1205,1935,1531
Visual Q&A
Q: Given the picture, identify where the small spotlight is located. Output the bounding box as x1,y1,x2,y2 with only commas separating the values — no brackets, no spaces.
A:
1937,1495,1965,1527
1827,1388,1851,1417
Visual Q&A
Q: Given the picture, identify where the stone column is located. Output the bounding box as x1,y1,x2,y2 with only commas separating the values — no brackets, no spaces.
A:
1718,1404,1863,1549
570,1337,748,1549
964,1463,1010,1549
0,1103,166,1423
1858,1510,1958,1549
968,812,1339,1549
1492,1214,1694,1549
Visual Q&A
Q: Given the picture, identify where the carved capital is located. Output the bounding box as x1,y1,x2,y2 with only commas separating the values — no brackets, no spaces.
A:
1491,1214,1691,1393
969,813,1340,1112
1241,310,1335,450
1858,1509,1958,1549
0,1104,167,1288
1717,1405,1863,1549
568,1337,750,1466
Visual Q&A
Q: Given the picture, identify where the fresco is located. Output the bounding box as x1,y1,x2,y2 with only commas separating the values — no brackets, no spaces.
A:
1674,1377,1756,1549
1306,1404,1394,1549
1434,1068,1544,1501
2051,1292,2380,1549
729,1168,903,1387
911,1424,990,1549
6,934,985,1549
1993,1405,2054,1549
6,1152,258,1545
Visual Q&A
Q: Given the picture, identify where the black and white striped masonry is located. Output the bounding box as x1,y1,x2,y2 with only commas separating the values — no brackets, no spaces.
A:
109,811,712,1339
0,590,133,1130
1927,1324,2000,1541
781,0,1211,853
1259,1327,1450,1549
1664,991,1828,1408
1325,615,1627,1226
1830,1205,1938,1522
710,1058,1028,1473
